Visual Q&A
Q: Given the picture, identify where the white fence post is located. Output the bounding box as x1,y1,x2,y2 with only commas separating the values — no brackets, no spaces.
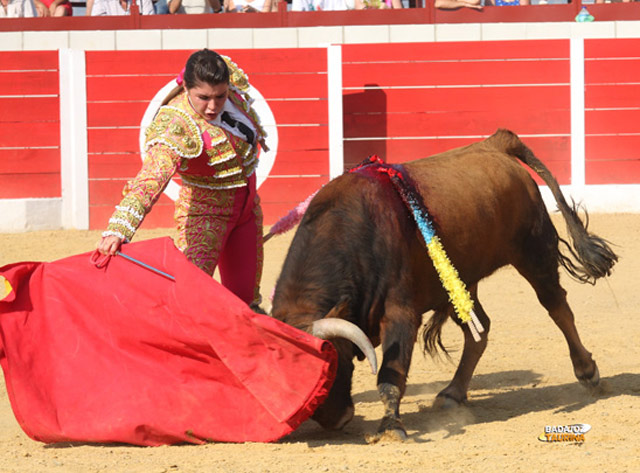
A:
570,37,586,190
327,44,344,180
59,48,89,230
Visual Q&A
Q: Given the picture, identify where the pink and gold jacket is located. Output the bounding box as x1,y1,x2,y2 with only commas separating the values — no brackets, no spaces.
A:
103,57,267,242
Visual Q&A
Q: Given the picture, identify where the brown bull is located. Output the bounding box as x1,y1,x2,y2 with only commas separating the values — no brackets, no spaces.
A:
270,129,617,440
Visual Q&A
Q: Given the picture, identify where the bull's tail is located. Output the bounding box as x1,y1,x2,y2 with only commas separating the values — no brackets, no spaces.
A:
422,306,452,358
487,129,618,284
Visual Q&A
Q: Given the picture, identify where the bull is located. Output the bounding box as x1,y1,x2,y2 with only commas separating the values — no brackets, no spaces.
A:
270,129,617,441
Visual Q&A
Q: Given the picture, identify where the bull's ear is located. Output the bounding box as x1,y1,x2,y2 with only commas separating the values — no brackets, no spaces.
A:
325,295,351,320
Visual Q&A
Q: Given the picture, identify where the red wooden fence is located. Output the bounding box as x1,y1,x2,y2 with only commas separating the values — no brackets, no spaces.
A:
585,38,640,185
342,40,572,185
1,39,640,231
0,51,61,199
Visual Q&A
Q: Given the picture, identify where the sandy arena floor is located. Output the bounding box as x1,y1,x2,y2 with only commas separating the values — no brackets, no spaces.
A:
1,213,639,472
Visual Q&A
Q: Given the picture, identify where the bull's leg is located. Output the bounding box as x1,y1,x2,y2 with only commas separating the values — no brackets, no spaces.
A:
373,303,421,441
517,265,599,387
514,227,599,387
435,287,491,408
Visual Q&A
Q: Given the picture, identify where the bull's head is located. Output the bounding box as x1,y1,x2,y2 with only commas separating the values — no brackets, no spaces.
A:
305,300,378,430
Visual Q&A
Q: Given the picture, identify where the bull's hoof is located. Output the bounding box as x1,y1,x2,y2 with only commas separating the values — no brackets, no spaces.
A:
365,416,408,444
433,393,466,410
313,404,354,431
578,364,600,388
365,427,407,444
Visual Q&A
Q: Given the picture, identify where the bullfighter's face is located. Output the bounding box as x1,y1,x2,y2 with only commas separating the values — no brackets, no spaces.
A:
186,81,229,122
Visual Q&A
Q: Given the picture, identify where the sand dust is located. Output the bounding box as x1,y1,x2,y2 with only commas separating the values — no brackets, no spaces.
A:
1,213,639,472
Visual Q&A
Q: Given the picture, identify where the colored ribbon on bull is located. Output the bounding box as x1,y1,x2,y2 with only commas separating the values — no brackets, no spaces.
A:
263,190,319,242
352,156,484,340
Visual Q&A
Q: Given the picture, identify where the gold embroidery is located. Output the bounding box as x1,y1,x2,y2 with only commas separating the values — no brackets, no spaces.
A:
106,194,148,241
181,174,247,190
183,134,198,153
145,106,203,159
215,166,243,179
223,56,249,93
174,185,237,275
169,123,184,135
205,138,237,166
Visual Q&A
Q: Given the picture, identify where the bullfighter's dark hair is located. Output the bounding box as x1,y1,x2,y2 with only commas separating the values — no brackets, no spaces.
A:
183,49,230,89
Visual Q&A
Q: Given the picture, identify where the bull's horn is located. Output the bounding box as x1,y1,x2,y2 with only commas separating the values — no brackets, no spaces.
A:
311,319,378,375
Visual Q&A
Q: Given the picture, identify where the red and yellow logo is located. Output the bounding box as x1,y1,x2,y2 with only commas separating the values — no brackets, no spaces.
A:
538,424,591,443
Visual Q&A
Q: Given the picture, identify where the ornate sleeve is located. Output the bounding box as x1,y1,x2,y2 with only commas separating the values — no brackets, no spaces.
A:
102,145,181,242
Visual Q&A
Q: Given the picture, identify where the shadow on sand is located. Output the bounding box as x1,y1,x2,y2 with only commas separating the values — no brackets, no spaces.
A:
282,371,640,446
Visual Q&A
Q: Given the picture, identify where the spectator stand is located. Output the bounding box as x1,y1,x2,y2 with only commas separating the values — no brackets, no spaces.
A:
0,1,639,31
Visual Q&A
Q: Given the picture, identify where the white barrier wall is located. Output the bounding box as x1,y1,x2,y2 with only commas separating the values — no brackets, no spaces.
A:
2,21,640,52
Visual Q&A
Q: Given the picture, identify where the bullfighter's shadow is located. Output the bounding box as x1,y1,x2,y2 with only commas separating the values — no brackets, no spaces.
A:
281,371,640,445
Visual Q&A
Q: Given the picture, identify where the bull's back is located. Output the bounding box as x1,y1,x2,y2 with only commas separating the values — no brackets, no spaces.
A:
403,135,549,281
276,168,421,322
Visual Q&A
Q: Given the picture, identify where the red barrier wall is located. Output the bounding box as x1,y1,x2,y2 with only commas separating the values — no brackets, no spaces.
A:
342,40,572,186
585,38,640,185
2,39,640,230
0,51,61,199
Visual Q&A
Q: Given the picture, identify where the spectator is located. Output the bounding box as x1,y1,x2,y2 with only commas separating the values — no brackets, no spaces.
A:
153,0,169,12
168,0,222,13
90,0,155,14
435,0,530,6
35,0,72,15
223,0,272,11
0,0,37,16
487,0,530,4
434,0,482,8
289,0,314,9
361,0,403,7
33,0,49,15
291,0,363,10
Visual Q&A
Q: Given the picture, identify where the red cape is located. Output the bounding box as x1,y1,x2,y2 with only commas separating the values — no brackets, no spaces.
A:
0,237,336,446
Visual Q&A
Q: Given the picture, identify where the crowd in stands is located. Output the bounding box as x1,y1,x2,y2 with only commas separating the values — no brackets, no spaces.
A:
434,0,528,8
1,0,636,18
0,0,405,15
434,0,634,10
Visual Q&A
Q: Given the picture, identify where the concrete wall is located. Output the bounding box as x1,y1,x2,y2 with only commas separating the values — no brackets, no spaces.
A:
2,21,640,51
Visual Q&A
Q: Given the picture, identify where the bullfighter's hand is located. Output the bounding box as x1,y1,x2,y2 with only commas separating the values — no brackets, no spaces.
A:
97,235,123,256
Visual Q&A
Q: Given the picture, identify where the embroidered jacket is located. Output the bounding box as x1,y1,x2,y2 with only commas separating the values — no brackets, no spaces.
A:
103,58,266,242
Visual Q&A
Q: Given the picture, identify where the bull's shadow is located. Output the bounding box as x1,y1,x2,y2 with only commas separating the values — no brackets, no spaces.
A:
281,371,640,445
